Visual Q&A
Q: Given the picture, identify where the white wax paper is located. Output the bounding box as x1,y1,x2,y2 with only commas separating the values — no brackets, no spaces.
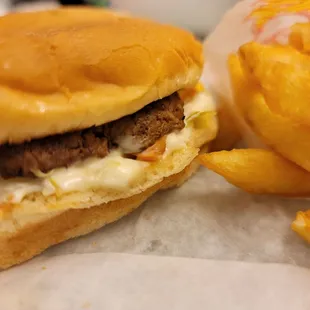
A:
1,252,310,310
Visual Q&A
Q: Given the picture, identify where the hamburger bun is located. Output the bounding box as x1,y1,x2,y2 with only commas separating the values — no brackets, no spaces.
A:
0,7,217,269
0,7,203,145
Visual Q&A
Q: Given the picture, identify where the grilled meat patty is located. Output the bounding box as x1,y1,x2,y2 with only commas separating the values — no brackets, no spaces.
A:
104,92,184,153
0,93,184,178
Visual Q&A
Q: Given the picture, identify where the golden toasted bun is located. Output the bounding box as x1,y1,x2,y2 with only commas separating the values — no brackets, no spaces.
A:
0,155,200,270
0,7,203,144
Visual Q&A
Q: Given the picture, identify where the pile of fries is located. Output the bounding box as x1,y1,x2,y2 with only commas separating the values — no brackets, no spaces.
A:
200,23,310,243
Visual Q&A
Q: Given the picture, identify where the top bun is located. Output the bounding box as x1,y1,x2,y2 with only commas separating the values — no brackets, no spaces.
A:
0,7,203,144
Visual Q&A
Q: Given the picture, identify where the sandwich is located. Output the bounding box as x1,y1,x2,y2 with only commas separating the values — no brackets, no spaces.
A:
0,7,218,269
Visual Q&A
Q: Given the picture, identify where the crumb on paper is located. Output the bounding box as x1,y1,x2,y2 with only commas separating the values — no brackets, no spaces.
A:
82,302,91,309
41,266,47,270
144,239,162,253
292,211,310,243
91,241,97,247
142,213,151,221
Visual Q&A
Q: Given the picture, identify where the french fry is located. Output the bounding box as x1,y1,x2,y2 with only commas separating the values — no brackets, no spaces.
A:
292,211,310,243
236,42,310,126
227,39,310,242
210,99,241,152
245,94,310,172
230,53,310,168
228,53,255,116
290,23,310,53
199,149,310,196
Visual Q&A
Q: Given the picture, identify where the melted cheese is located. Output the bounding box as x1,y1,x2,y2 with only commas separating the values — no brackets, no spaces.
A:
0,179,42,204
0,151,148,204
45,151,148,193
115,135,143,154
165,128,192,157
184,91,216,121
0,90,216,204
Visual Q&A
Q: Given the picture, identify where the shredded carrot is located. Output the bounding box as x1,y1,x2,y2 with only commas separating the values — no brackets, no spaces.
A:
178,83,204,102
178,88,196,102
136,136,167,162
0,203,15,219
195,82,205,92
6,194,14,203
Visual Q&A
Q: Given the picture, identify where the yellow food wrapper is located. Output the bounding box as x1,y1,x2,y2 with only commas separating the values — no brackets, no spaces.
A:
203,0,310,148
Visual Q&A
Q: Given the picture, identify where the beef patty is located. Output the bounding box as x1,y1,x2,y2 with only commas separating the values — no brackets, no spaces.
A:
105,92,185,153
0,93,184,178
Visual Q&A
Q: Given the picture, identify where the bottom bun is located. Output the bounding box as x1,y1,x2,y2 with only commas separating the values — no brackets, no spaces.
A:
0,156,201,270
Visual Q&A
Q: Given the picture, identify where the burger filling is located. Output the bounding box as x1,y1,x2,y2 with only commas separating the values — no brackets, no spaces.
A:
0,93,184,179
0,87,217,204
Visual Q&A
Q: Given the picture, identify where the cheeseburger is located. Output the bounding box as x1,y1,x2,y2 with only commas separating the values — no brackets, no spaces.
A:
0,7,217,268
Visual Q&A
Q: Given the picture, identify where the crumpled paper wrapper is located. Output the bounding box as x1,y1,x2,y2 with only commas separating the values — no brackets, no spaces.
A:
1,1,310,308
203,0,310,147
2,252,310,310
